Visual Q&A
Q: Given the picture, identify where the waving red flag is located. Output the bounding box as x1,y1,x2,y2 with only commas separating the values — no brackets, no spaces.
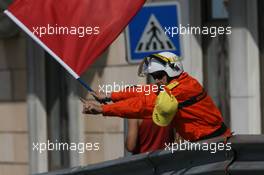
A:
4,0,145,82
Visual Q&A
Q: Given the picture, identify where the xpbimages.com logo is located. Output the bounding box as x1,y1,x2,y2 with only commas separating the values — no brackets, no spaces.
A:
32,24,100,37
164,24,232,38
98,82,165,95
165,140,232,154
32,140,100,154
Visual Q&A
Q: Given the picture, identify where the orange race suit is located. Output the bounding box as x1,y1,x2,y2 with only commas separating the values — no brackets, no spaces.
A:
102,72,231,142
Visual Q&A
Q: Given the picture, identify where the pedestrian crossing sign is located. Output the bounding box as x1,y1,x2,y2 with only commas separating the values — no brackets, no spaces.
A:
125,2,181,63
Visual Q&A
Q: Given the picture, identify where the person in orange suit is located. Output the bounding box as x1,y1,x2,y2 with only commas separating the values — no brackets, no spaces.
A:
82,52,231,142
82,85,175,154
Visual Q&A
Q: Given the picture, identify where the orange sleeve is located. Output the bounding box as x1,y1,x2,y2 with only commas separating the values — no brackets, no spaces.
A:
111,90,141,102
102,93,157,119
111,84,158,102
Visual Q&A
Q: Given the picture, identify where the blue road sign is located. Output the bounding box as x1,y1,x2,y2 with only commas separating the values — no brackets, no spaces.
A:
126,2,181,63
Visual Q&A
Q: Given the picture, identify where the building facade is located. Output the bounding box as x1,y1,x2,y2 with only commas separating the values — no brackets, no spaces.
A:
0,0,263,174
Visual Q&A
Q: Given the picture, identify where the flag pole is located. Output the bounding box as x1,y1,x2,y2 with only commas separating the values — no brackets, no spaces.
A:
77,78,93,92
77,78,106,104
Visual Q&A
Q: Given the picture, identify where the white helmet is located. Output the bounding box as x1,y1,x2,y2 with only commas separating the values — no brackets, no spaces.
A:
138,52,183,77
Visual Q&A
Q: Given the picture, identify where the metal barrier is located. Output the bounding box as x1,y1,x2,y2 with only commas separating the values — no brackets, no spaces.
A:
37,135,264,175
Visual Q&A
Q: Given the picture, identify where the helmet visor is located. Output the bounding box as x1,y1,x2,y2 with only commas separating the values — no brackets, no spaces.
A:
137,56,167,77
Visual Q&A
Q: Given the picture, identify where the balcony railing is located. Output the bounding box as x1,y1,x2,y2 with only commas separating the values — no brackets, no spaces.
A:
37,135,264,175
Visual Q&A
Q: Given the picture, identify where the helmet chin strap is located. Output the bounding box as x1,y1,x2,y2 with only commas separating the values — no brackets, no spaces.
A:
167,75,175,82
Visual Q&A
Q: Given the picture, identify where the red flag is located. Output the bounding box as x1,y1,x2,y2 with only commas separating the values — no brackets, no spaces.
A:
5,0,145,79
